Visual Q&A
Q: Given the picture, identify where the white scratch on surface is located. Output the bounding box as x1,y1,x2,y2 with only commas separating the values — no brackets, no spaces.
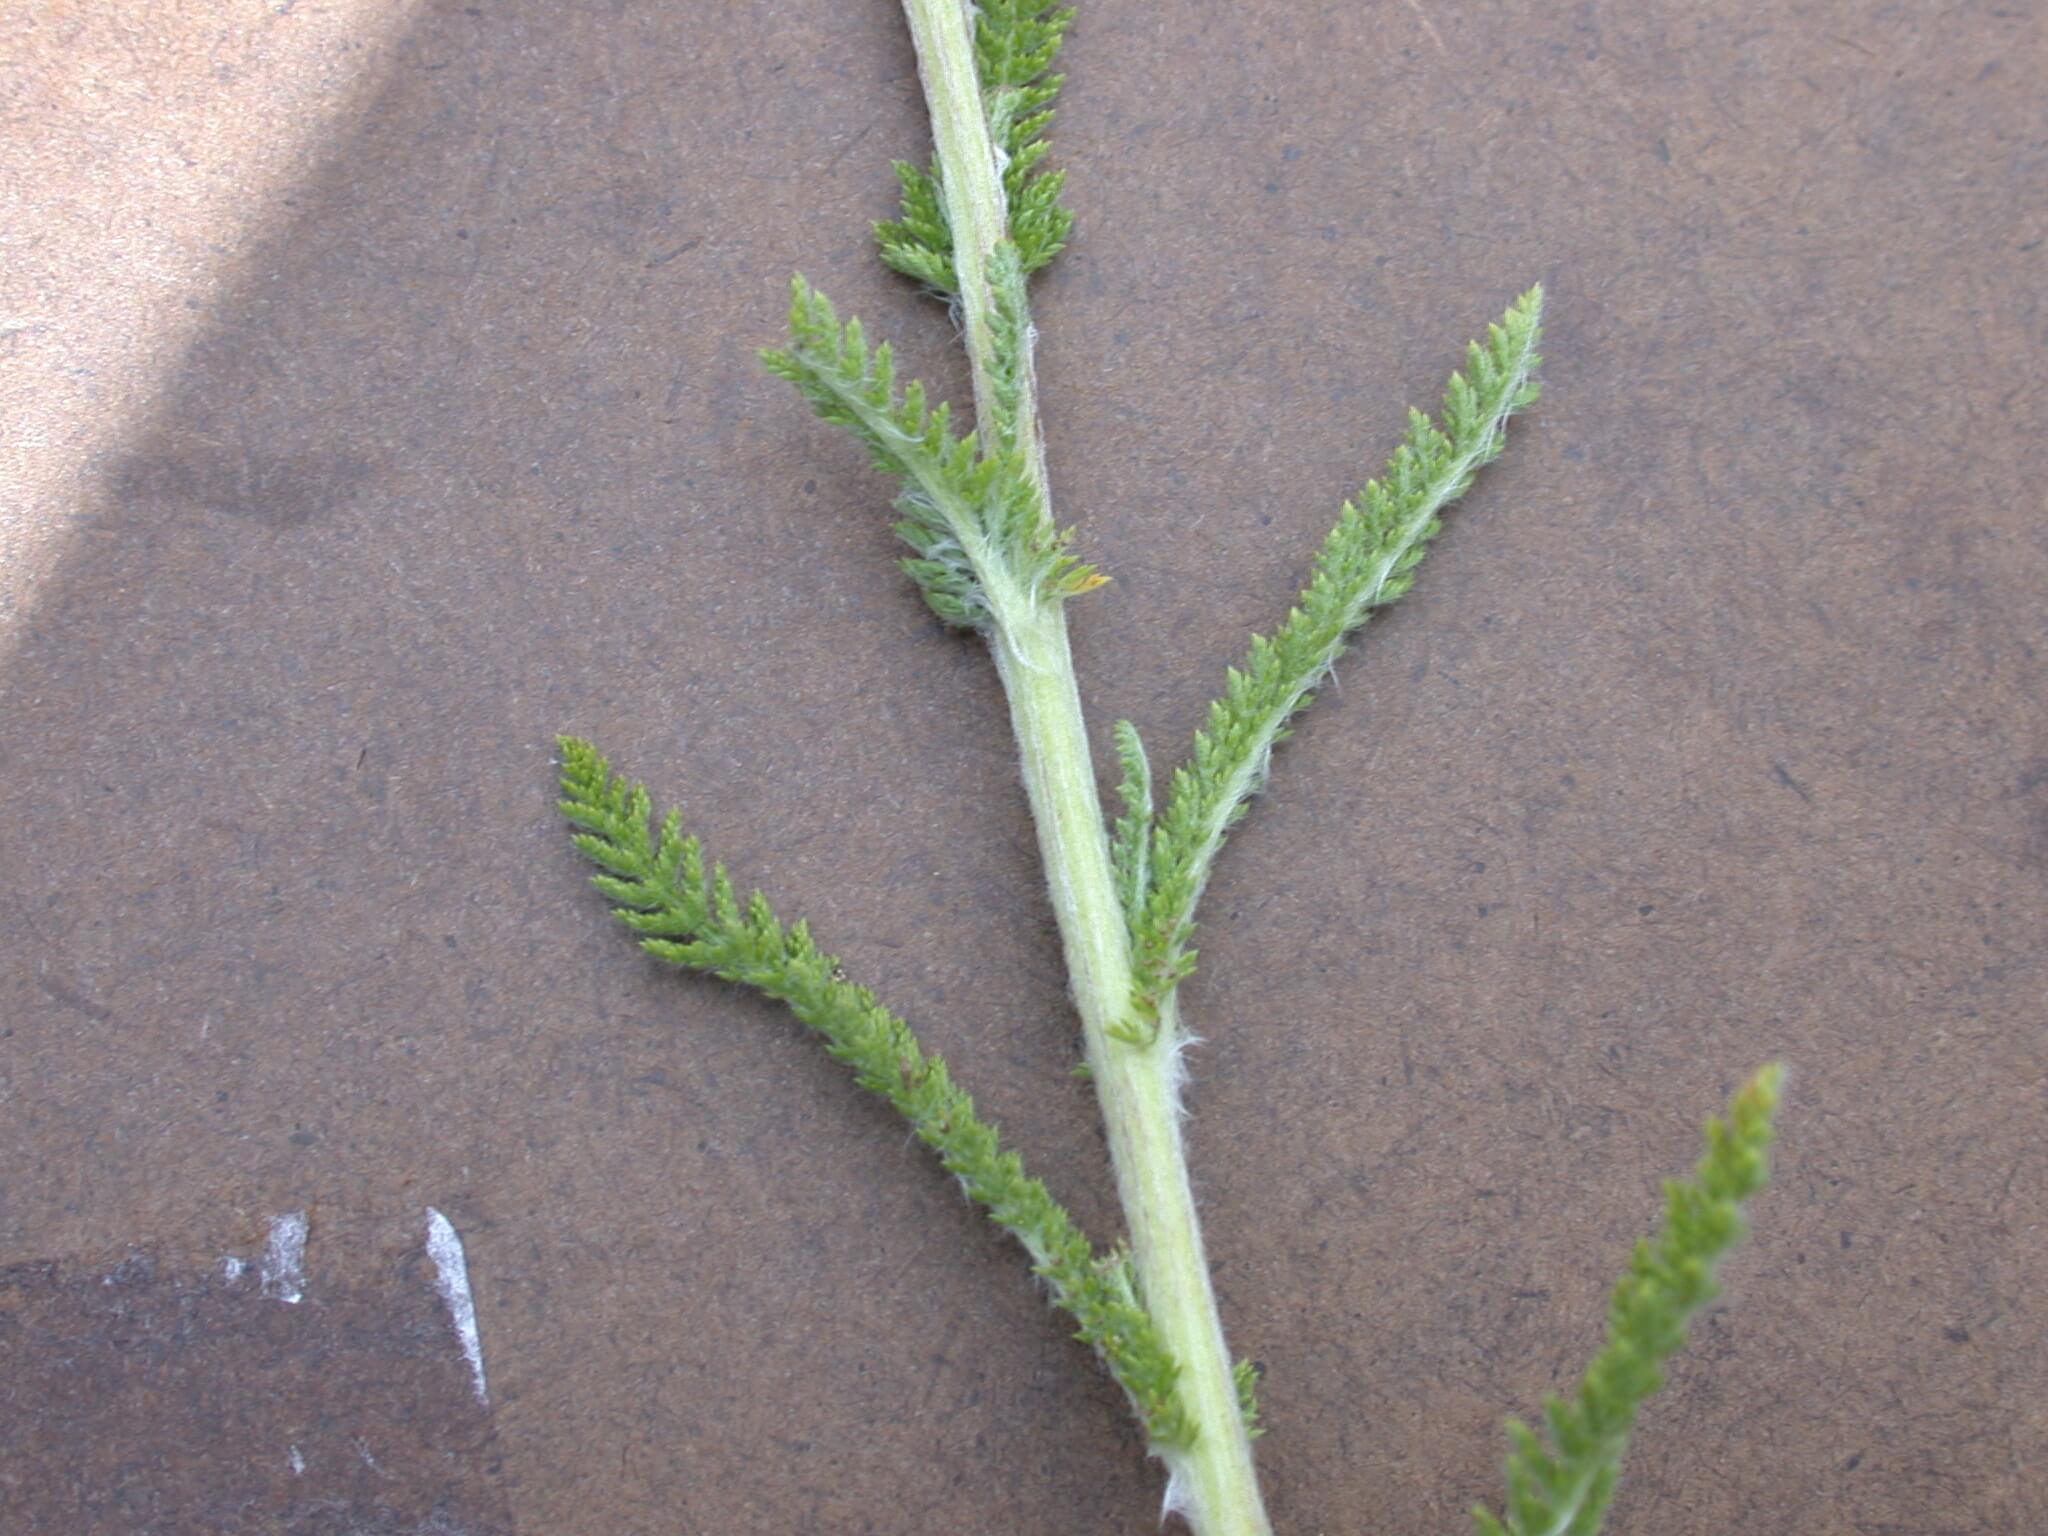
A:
260,1211,307,1303
424,1207,488,1404
221,1255,246,1282
288,1445,306,1475
1401,0,1448,55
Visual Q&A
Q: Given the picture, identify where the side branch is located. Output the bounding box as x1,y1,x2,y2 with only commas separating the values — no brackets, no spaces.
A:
1133,288,1545,1018
897,7,1272,1532
1475,1063,1784,1536
555,737,1193,1447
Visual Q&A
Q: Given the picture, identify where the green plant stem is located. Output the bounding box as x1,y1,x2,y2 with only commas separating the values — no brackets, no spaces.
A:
902,4,1270,1530
902,0,1010,452
994,605,1270,1536
902,0,1051,497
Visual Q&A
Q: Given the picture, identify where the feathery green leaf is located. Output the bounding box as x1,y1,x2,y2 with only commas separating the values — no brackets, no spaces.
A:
1109,718,1154,932
760,275,1099,626
1473,1063,1784,1536
761,276,990,627
978,1,1075,275
1130,287,1544,1016
556,736,1194,1449
876,157,957,292
1234,1356,1266,1440
984,239,1036,459
876,2,1075,292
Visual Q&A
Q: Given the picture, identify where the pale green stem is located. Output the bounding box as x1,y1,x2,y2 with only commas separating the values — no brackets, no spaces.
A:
900,0,1051,496
901,0,1007,444
900,4,1272,1533
993,607,1270,1536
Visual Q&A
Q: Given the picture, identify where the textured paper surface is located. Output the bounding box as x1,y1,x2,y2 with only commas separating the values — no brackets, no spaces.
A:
3,3,2042,1531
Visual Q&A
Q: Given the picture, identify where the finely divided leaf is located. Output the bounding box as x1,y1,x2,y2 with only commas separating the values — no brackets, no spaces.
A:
877,2,1075,291
1130,287,1544,1016
976,1,1076,274
876,157,957,293
1110,718,1154,931
1234,1357,1266,1440
984,239,1036,458
556,737,1195,1450
1474,1064,1783,1536
761,275,1100,626
761,276,991,627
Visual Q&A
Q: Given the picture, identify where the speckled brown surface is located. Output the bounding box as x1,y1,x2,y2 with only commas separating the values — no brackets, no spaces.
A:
2,3,2043,1532
1,1243,510,1534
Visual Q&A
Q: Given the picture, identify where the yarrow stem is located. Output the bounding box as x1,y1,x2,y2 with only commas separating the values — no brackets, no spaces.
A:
560,6,1785,1527
991,603,1271,1536
900,4,1273,1532
902,0,1016,464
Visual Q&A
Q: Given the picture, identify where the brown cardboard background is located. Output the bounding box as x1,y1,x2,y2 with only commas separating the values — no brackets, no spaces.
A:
2,2,2042,1531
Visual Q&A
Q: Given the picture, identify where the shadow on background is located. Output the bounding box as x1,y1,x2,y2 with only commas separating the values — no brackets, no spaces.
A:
5,2,2046,1534
0,3,1161,1531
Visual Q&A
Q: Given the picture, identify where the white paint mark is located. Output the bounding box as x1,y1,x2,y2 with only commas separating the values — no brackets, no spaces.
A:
288,1445,305,1475
424,1207,488,1404
260,1211,307,1303
221,1256,246,1282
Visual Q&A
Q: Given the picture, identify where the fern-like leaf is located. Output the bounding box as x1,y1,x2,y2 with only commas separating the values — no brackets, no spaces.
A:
876,2,1075,292
1130,287,1544,1016
1473,1064,1784,1536
760,276,990,627
984,239,1035,459
761,276,1099,625
1234,1356,1266,1440
876,156,955,292
555,737,1194,1450
977,0,1075,275
1109,719,1154,932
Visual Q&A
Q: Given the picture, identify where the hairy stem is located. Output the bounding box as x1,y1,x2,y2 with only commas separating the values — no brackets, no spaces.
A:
994,605,1270,1536
901,0,1008,448
901,3,1271,1531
